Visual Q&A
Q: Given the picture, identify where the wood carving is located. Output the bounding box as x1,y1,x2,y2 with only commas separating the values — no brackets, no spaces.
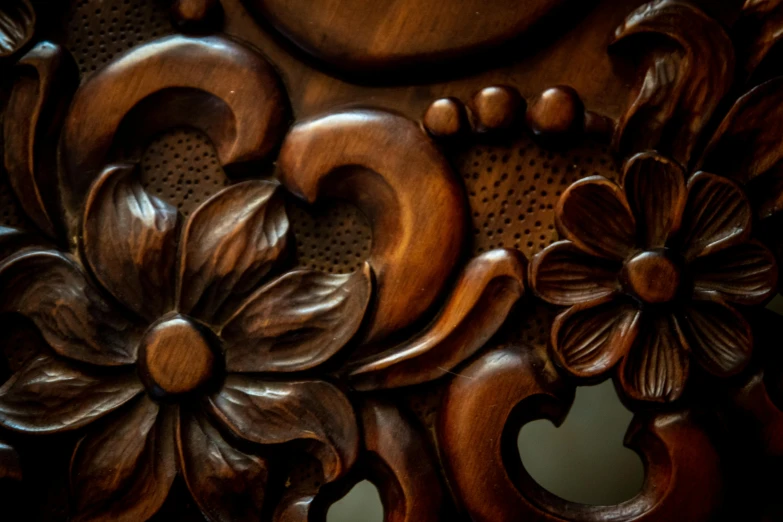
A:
0,164,372,520
531,151,777,402
241,0,567,72
4,41,78,240
0,0,782,520
277,109,467,343
60,34,289,236
0,0,34,59
440,345,723,522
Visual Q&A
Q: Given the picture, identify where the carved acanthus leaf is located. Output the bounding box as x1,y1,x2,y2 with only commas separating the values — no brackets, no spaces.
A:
611,0,735,165
3,42,78,238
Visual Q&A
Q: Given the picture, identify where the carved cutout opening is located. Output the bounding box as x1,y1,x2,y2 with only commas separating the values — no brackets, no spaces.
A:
326,480,384,522
517,379,644,505
766,293,783,315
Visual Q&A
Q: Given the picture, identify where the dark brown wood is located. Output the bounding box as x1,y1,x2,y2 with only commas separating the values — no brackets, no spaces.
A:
0,0,781,520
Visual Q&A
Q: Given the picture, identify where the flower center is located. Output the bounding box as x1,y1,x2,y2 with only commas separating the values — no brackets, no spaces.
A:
623,250,681,304
139,314,216,396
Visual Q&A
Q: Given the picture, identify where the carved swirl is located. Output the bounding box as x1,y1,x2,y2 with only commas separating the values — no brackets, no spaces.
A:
277,109,467,343
60,35,289,233
440,345,724,522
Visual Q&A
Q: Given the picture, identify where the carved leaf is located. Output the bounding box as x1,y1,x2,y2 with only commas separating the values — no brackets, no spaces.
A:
83,164,180,321
179,180,289,324
619,313,689,402
208,376,358,482
737,0,783,76
678,298,752,376
71,398,177,522
555,176,636,260
349,249,526,390
611,0,735,164
3,42,78,238
699,77,783,220
0,0,34,58
0,354,143,433
551,297,641,378
622,152,686,248
0,250,142,365
223,264,372,373
680,172,752,259
691,241,778,305
530,241,620,306
178,410,267,522
700,78,783,185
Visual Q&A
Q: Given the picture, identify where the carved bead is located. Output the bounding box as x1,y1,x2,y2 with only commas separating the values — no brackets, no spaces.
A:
471,85,523,132
423,97,468,138
526,85,584,139
139,315,217,396
622,250,681,304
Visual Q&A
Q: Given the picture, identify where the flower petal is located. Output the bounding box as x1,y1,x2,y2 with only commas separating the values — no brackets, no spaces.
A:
178,409,267,522
83,164,180,321
349,249,526,390
622,152,686,249
619,313,690,402
208,376,359,483
0,354,143,433
556,176,636,260
530,241,620,306
222,265,372,373
692,241,778,305
680,172,752,259
0,250,141,365
678,298,752,376
178,180,289,324
70,397,177,522
551,297,640,378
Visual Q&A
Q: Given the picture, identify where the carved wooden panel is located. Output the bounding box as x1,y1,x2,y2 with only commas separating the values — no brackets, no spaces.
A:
0,0,782,520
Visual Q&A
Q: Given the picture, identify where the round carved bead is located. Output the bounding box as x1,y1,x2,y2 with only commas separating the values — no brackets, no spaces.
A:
623,250,681,304
171,0,221,30
140,315,216,395
471,85,523,132
423,97,467,137
526,85,584,138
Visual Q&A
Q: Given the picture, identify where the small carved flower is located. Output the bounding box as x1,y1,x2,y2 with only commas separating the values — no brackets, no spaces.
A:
0,164,371,522
531,152,778,402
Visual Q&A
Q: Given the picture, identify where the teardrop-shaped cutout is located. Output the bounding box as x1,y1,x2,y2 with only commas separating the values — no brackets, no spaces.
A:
327,480,384,522
517,380,644,505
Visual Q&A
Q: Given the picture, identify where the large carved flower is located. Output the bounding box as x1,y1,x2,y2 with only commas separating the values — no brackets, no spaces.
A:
530,152,778,402
0,164,372,522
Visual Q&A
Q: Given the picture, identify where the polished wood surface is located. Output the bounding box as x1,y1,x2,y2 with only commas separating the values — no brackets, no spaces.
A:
0,0,781,520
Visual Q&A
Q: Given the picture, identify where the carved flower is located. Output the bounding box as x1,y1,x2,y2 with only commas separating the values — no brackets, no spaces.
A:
531,152,778,402
0,164,372,522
